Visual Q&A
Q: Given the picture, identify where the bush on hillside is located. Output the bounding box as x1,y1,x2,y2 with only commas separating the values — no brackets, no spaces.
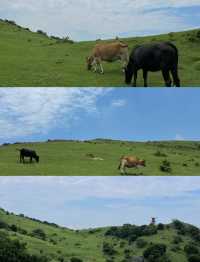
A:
136,238,148,248
70,257,83,262
143,243,167,261
102,242,117,256
0,231,48,262
105,224,157,242
173,235,183,244
188,255,200,262
10,224,18,232
160,160,172,173
31,228,46,241
37,30,47,36
154,151,167,157
184,243,199,256
172,220,185,231
0,220,9,229
157,223,165,230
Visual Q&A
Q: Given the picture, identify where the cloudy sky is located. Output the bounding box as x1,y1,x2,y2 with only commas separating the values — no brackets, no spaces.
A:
0,0,200,40
0,176,200,228
1,88,200,144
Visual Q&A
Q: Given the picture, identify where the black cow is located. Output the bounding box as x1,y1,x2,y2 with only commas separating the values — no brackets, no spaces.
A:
17,148,39,163
125,42,180,87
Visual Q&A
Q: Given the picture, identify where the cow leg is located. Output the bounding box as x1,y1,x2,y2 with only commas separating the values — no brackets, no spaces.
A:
91,58,97,73
162,69,172,87
93,64,97,73
143,70,148,87
95,58,104,74
122,60,126,73
171,67,180,87
120,54,128,73
99,63,104,74
30,157,32,163
120,159,127,175
132,69,138,87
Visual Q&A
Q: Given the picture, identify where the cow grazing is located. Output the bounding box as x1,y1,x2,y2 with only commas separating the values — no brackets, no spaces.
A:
125,42,180,87
17,148,39,164
87,41,129,74
118,156,146,175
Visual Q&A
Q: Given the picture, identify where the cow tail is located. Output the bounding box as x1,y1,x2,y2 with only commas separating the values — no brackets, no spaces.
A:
167,42,179,64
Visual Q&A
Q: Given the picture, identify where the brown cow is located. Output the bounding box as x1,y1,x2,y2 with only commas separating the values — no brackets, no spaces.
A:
87,41,129,74
118,156,146,175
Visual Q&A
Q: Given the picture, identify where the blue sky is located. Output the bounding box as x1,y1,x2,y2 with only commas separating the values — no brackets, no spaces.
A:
0,1,200,40
0,176,200,228
0,88,200,144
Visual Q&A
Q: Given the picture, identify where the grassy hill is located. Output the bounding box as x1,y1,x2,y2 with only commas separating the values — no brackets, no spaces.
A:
1,139,200,176
0,207,200,262
0,19,200,87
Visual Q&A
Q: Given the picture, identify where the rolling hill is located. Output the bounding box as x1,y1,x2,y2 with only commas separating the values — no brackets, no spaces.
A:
1,139,200,175
0,207,200,262
0,19,200,87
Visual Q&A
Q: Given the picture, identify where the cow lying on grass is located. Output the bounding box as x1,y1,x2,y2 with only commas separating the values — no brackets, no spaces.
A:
125,42,180,87
17,148,39,164
87,41,129,74
118,156,146,175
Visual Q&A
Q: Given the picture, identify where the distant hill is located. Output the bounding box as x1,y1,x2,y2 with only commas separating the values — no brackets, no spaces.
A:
0,19,200,86
1,139,200,175
0,207,200,262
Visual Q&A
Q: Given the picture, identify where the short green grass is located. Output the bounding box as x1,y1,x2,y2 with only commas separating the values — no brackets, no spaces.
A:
0,20,200,87
0,208,196,262
1,139,200,175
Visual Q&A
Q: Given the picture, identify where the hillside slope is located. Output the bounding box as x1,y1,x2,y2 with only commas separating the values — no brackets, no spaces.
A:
1,140,200,176
0,208,200,262
0,19,200,87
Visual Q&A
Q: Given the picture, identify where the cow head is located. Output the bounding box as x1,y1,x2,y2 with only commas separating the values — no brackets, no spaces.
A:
139,160,146,167
125,62,134,84
35,155,40,163
86,56,94,70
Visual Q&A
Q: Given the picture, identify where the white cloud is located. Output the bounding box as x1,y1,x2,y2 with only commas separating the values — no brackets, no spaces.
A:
0,0,199,40
175,133,185,141
111,99,127,107
0,176,200,200
0,176,200,228
0,88,109,139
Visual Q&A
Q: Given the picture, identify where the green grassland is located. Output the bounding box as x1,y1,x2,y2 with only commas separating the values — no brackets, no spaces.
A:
0,208,199,262
0,19,200,87
1,139,200,175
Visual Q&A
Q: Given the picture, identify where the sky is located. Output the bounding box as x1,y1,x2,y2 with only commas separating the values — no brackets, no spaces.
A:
0,88,200,144
0,0,200,40
0,176,200,229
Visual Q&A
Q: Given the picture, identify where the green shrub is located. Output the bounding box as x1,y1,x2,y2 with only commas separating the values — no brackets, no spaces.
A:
70,258,83,262
0,231,48,262
154,151,167,157
103,242,117,256
31,228,46,241
188,255,200,262
144,243,167,261
173,236,183,244
160,160,172,173
172,220,185,231
157,223,165,230
184,243,199,256
0,220,9,229
136,238,148,248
